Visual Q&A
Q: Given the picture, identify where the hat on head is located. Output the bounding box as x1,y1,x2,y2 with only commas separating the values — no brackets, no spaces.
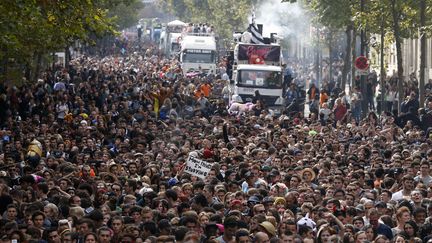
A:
108,160,117,169
274,197,286,206
301,167,316,181
230,200,242,207
297,214,316,230
260,221,276,237
248,195,261,203
168,178,178,187
262,165,272,172
375,201,386,208
203,148,213,158
263,196,274,204
356,204,365,212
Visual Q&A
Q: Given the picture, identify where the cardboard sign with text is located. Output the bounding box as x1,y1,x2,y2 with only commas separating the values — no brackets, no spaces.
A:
184,156,212,179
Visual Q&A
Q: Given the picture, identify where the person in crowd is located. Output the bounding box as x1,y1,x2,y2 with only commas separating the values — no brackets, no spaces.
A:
0,32,430,243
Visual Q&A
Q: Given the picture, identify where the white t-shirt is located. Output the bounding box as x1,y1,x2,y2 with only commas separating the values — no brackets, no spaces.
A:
320,108,332,120
391,190,408,201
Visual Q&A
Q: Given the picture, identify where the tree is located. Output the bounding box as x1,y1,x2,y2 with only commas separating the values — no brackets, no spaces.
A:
162,0,258,41
419,0,427,107
108,0,144,30
285,0,359,90
359,0,417,112
0,0,140,83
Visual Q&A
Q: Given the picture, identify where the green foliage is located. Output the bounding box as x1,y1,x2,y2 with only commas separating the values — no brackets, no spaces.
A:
0,0,141,82
308,0,355,29
108,0,144,29
161,0,258,40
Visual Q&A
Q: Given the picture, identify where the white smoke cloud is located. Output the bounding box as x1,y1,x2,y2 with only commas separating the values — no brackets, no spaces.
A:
254,0,310,39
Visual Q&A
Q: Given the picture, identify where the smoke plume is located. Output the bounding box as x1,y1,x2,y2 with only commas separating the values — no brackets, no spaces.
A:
254,0,310,40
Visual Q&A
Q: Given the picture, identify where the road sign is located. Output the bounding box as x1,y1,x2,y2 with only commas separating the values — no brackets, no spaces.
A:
355,69,369,76
355,56,369,70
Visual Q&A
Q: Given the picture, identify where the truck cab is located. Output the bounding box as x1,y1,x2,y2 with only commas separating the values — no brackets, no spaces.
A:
159,20,186,57
230,42,285,112
179,34,217,75
232,64,283,105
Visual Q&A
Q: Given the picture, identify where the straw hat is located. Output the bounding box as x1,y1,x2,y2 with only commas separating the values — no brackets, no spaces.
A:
301,168,316,181
259,221,276,237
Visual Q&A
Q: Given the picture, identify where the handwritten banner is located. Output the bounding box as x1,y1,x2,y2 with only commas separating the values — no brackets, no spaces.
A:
184,156,212,179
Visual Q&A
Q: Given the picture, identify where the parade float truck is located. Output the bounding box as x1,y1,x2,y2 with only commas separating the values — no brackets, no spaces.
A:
179,33,217,75
230,33,284,115
159,20,186,58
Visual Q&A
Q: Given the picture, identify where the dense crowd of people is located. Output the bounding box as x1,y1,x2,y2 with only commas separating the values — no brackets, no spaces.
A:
0,37,431,243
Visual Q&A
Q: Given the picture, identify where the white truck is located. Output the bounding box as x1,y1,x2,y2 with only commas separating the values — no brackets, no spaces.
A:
230,42,284,112
159,20,186,57
179,33,217,75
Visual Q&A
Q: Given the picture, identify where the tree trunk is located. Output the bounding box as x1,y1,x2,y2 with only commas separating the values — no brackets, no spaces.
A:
24,62,31,82
391,0,404,113
351,28,357,88
0,49,7,81
342,24,353,90
65,46,71,69
419,0,426,108
34,52,43,81
316,30,320,85
328,31,333,84
360,0,368,117
380,14,386,115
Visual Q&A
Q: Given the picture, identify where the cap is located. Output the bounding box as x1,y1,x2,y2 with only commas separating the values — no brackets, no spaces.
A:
270,170,280,176
231,200,242,207
248,196,261,203
356,204,365,212
375,201,386,208
262,165,272,172
168,178,178,187
263,196,275,204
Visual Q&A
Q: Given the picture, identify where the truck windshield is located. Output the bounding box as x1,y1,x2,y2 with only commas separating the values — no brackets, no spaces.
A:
182,50,215,63
238,70,282,88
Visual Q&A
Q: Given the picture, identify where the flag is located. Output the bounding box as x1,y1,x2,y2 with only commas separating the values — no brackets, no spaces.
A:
247,23,265,44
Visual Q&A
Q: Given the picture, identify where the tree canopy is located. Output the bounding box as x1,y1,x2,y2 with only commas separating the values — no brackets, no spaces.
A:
0,0,143,82
162,0,258,40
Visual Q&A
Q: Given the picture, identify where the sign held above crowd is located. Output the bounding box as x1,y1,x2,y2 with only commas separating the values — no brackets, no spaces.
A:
184,155,212,179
